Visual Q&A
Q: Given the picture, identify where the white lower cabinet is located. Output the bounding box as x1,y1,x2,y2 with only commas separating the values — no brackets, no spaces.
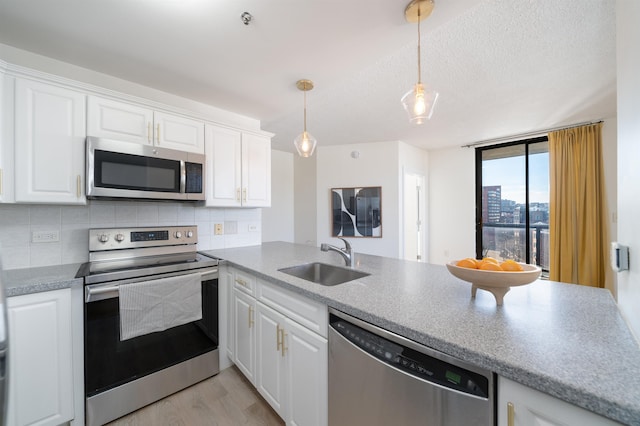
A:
285,315,328,426
7,289,74,426
228,267,327,426
233,287,256,384
256,302,287,418
498,376,622,426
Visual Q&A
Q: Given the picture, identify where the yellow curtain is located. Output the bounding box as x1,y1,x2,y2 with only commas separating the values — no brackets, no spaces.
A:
548,123,612,292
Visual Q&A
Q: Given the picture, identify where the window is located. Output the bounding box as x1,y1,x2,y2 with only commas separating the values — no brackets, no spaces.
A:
475,137,549,273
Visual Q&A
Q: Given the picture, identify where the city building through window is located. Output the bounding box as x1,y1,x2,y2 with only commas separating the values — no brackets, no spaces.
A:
475,137,550,274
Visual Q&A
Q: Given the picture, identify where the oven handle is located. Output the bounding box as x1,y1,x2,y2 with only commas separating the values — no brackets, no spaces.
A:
86,285,120,303
85,269,218,303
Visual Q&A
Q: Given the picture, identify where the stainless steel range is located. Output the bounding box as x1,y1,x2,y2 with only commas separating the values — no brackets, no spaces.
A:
76,226,219,426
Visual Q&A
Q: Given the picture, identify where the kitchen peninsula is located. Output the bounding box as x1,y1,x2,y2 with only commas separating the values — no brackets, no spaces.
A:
203,241,640,425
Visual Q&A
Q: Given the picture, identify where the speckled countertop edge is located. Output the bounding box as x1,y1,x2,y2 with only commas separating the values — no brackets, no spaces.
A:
2,263,84,297
202,242,640,426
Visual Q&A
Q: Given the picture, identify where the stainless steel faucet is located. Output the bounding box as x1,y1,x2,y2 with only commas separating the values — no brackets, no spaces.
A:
321,238,354,267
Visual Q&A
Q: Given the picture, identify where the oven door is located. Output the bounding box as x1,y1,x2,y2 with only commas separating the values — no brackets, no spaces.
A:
84,269,218,398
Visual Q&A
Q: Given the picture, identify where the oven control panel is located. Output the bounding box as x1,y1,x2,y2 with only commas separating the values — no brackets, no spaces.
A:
89,226,198,251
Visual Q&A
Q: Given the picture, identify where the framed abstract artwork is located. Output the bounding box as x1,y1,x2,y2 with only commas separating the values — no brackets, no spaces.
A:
331,187,382,238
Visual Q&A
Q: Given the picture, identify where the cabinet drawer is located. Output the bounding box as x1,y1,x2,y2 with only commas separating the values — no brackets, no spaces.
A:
233,269,256,295
257,279,327,338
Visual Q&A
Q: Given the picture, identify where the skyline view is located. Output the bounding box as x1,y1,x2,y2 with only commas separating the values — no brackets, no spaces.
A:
482,152,549,204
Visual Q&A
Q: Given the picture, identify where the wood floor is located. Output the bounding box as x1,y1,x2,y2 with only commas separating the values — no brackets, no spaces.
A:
106,366,285,426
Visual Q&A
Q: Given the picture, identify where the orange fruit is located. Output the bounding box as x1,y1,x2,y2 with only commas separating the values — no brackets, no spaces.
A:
479,261,503,271
456,258,479,269
500,260,524,271
481,257,499,265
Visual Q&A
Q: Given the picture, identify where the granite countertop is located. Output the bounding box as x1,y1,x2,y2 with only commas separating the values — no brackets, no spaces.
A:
2,263,83,297
202,242,640,425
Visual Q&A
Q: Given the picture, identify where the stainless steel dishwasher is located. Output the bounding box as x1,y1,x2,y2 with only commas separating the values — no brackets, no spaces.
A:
329,308,494,425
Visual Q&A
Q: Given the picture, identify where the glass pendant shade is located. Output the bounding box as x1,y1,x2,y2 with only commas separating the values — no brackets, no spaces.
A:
401,82,439,125
294,130,317,157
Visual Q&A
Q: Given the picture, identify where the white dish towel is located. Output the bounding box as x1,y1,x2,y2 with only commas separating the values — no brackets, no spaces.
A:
119,273,202,341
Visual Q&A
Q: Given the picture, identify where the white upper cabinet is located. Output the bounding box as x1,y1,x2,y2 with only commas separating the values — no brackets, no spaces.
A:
87,96,152,144
87,96,205,153
242,132,271,207
205,124,271,207
0,73,13,203
14,78,86,204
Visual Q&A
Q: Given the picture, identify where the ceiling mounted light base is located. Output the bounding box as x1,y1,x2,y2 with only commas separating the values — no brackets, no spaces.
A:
404,0,435,23
296,79,314,91
294,79,317,157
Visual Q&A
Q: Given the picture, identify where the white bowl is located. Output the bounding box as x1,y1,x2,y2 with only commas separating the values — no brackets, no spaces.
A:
446,261,542,305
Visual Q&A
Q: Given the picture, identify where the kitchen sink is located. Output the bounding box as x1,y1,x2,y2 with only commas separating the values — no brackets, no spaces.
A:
278,262,369,286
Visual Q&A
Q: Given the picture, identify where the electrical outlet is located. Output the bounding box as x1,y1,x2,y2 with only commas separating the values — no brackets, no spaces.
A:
214,223,223,235
32,230,60,243
248,223,258,232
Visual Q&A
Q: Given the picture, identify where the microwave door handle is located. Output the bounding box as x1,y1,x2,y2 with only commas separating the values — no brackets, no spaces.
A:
180,161,186,194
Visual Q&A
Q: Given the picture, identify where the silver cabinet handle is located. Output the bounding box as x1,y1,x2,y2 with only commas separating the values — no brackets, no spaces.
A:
147,122,152,143
76,175,82,198
248,305,254,328
156,123,160,143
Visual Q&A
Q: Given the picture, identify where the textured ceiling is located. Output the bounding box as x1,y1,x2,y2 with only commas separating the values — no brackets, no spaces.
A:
0,0,616,152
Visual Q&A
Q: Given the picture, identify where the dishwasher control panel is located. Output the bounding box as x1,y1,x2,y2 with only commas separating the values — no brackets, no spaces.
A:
330,314,490,398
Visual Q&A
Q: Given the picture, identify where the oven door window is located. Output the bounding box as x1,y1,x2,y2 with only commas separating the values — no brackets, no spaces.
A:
84,278,218,397
94,149,180,193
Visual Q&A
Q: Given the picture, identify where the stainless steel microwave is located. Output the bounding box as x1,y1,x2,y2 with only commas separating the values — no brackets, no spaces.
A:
86,137,205,201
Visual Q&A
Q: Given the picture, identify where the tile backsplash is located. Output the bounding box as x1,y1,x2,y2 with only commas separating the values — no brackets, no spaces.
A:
0,201,262,270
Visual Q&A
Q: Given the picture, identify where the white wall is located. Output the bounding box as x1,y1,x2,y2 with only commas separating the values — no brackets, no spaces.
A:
428,147,476,265
293,154,318,246
316,142,400,258
0,202,261,270
262,150,294,243
616,0,640,340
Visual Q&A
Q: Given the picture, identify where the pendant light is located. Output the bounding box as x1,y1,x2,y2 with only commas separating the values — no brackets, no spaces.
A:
401,0,439,125
293,79,317,157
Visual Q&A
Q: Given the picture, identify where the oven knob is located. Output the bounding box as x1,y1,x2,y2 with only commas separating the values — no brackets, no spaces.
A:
115,233,125,242
175,231,182,239
98,234,109,243
186,230,194,238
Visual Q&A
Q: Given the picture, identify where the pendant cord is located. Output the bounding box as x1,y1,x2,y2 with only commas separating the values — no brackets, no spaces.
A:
417,7,422,84
303,89,307,133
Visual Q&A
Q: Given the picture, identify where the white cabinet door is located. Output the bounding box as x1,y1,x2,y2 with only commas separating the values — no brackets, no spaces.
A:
205,125,242,207
154,111,204,153
87,95,153,144
205,124,271,207
0,74,14,203
225,267,235,361
242,133,271,207
233,288,256,384
286,318,328,426
87,96,204,153
14,79,86,204
255,302,287,419
498,377,622,426
7,289,74,426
